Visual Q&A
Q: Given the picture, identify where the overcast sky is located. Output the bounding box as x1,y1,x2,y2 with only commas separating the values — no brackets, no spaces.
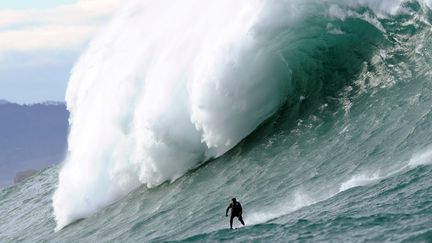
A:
0,0,120,104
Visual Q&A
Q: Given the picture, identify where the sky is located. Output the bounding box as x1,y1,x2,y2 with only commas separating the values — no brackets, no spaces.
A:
0,0,120,104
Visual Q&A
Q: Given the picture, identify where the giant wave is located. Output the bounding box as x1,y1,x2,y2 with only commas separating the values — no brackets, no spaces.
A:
53,0,432,231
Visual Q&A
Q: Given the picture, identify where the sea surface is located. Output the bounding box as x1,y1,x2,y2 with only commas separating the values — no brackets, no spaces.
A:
1,0,432,242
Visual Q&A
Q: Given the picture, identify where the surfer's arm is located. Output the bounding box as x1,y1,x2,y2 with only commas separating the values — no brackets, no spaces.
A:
225,204,232,216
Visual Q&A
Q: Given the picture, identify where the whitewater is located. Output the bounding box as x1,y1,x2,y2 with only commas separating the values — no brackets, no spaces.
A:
1,0,432,241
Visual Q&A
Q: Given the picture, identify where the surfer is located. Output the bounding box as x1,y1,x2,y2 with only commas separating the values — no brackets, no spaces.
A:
225,198,245,229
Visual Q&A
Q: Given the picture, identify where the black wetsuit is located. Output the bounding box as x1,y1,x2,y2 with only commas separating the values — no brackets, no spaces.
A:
231,202,242,217
227,201,245,228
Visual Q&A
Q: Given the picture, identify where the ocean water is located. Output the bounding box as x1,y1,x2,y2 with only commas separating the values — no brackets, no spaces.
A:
1,0,432,242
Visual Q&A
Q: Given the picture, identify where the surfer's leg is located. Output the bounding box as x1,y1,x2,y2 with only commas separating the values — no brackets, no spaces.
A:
230,216,234,229
238,215,245,226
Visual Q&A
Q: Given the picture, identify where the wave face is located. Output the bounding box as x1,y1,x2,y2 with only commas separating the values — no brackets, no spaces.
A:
51,0,432,232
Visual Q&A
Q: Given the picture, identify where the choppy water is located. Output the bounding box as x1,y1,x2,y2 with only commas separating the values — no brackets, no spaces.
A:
1,0,432,242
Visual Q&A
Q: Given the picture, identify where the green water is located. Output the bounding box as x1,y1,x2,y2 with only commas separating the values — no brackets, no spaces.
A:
1,1,432,242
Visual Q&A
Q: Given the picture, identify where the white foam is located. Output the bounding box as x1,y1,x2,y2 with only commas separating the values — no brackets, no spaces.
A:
246,191,315,225
339,173,381,192
409,147,432,167
349,0,405,16
339,146,432,194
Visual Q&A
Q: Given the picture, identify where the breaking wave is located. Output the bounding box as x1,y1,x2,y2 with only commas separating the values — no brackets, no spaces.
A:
53,0,432,230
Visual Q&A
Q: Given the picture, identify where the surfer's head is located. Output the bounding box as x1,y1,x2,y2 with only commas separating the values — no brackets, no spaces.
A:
232,198,236,203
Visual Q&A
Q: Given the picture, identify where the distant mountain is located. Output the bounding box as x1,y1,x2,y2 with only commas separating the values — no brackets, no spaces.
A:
0,101,69,186
40,101,66,106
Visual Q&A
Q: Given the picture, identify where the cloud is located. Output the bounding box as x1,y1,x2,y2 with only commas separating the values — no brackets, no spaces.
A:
0,0,120,53
0,25,96,52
